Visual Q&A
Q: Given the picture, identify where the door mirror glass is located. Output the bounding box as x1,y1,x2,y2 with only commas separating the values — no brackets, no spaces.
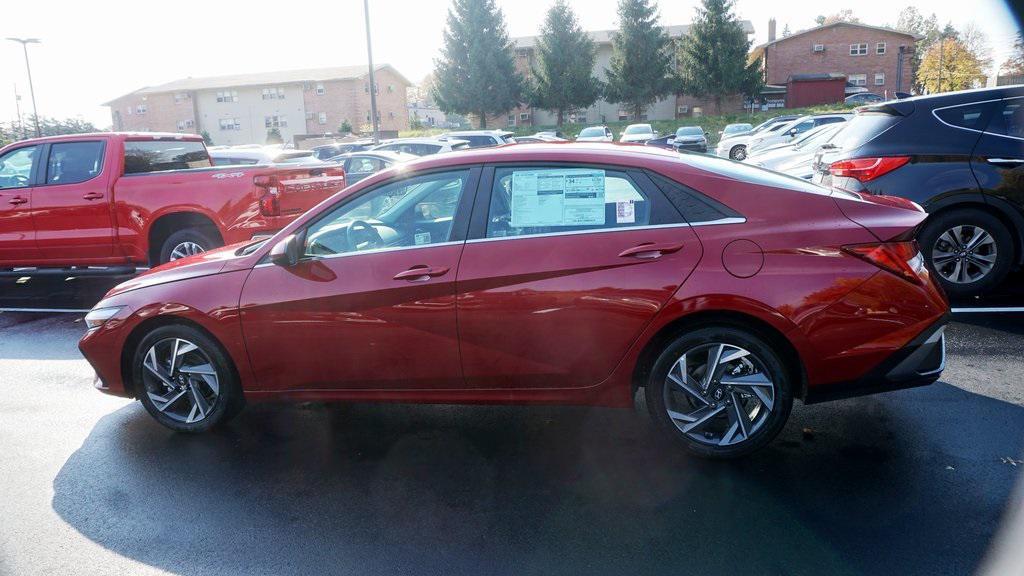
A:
270,234,301,266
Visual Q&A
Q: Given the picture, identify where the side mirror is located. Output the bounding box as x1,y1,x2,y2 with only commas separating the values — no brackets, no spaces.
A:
704,131,710,137
269,234,301,267
788,128,798,136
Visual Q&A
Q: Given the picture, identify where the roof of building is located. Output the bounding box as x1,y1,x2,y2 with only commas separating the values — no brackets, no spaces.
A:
789,73,848,82
513,21,755,49
104,64,410,105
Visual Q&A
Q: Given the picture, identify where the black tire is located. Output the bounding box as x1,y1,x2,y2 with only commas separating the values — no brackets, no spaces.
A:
918,208,1014,299
158,228,222,265
645,325,793,459
729,145,747,160
132,324,245,433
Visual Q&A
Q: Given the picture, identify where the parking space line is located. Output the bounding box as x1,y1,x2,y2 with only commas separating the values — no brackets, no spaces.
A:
0,308,91,314
951,307,1024,314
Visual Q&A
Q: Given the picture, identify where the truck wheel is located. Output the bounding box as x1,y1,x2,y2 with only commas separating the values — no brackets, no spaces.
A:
918,208,1013,299
159,229,222,264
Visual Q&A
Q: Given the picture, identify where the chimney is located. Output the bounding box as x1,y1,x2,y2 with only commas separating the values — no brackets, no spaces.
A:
768,18,777,42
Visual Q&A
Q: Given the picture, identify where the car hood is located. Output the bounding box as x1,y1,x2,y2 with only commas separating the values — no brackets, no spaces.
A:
104,242,251,298
621,134,653,142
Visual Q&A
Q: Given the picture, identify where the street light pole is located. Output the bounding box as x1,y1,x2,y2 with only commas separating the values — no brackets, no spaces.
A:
363,0,380,144
7,38,41,137
13,84,26,140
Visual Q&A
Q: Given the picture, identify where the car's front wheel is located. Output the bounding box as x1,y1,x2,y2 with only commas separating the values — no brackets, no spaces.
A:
132,324,244,432
918,208,1013,299
729,145,747,161
646,326,793,459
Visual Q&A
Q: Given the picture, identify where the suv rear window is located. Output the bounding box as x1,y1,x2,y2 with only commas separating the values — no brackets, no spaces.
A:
828,112,900,151
934,103,991,131
124,140,212,174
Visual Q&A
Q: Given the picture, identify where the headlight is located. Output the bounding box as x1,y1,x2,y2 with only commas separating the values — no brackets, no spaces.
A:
84,306,124,331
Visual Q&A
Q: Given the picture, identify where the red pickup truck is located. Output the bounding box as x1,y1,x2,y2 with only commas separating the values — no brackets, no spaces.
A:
0,132,345,271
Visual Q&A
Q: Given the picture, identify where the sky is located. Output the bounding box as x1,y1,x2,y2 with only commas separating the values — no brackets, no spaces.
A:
1,0,1020,128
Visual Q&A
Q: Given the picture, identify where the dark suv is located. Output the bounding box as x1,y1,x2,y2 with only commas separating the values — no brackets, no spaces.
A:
813,85,1024,298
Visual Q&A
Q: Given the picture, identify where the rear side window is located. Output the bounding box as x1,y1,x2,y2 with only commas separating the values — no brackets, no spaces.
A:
934,102,993,131
829,113,900,151
462,136,496,147
46,141,104,185
986,98,1023,139
124,140,212,174
647,172,741,223
486,167,652,239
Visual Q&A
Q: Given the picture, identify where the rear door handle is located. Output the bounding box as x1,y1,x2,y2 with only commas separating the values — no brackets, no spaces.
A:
618,242,684,260
82,192,104,200
7,196,27,206
393,265,450,282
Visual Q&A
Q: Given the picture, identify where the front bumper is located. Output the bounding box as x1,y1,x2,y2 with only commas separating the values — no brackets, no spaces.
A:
676,143,708,153
804,316,948,404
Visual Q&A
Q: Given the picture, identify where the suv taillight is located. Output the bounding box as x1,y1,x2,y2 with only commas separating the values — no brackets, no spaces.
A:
254,175,281,217
829,156,910,182
842,241,925,285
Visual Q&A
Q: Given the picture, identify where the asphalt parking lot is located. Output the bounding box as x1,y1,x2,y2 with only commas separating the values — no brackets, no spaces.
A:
1,275,1023,575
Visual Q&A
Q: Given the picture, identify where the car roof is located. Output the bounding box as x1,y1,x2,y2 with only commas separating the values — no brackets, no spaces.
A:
330,150,410,162
375,137,454,145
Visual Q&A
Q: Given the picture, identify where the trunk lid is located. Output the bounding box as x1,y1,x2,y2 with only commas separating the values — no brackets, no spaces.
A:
831,189,926,241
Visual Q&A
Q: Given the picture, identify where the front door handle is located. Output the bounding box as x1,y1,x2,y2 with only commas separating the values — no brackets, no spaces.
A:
82,192,105,200
618,242,684,260
393,265,450,282
7,196,27,206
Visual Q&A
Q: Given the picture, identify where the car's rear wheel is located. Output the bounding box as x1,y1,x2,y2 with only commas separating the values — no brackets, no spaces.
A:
729,145,747,160
159,228,221,264
919,208,1013,299
132,324,244,433
646,326,793,459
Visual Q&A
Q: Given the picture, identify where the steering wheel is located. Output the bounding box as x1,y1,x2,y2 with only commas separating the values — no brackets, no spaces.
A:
346,220,384,251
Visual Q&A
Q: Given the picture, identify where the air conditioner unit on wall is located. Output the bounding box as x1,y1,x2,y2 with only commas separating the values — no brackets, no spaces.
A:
813,44,825,52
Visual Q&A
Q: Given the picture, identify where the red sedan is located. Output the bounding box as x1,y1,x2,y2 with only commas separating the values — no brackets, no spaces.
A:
78,144,948,458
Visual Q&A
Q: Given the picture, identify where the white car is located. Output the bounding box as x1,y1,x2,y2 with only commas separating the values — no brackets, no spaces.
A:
371,137,469,156
575,126,613,142
715,115,800,160
745,113,851,155
439,130,515,148
748,123,846,172
619,123,656,143
209,147,322,166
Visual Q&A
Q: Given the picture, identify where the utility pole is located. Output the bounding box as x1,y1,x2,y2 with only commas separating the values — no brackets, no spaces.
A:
937,35,945,94
13,84,27,140
363,0,380,144
7,38,41,137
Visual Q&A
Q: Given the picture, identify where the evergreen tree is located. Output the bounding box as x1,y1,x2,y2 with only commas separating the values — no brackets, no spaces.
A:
432,0,523,129
604,0,676,121
200,130,213,146
530,0,602,126
678,0,763,115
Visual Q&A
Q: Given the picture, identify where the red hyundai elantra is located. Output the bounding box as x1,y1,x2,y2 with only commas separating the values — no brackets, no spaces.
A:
79,144,948,458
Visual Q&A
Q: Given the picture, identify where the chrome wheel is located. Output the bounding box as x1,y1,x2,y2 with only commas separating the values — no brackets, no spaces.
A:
141,338,220,424
169,241,206,261
663,343,776,447
931,225,997,284
730,145,746,160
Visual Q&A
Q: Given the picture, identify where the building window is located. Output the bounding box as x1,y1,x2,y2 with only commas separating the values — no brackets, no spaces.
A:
261,87,286,100
850,43,868,56
176,119,194,131
316,83,325,95
507,115,516,127
874,72,885,85
173,92,189,103
849,74,867,86
519,112,530,121
219,118,241,131
136,104,147,114
364,83,379,94
216,90,238,103
305,111,315,120
318,112,327,125
876,42,886,54
264,115,288,129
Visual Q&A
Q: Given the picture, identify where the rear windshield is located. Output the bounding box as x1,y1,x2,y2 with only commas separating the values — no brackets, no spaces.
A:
624,125,653,135
124,140,211,174
828,113,900,151
676,127,704,136
579,127,605,137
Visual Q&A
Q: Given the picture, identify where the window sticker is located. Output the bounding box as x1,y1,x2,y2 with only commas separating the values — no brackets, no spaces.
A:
414,231,431,245
511,169,606,227
616,200,635,224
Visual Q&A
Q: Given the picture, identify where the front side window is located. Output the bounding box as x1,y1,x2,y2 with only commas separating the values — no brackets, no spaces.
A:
304,170,469,256
46,141,104,185
486,167,651,239
0,146,37,189
124,140,211,174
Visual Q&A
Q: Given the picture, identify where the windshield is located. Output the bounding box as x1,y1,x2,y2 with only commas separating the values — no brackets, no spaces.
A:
723,124,752,134
791,123,842,148
828,112,901,151
675,127,704,137
624,125,652,135
579,127,605,137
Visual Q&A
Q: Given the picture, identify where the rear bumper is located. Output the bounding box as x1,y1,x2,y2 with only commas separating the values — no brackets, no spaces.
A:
804,315,948,404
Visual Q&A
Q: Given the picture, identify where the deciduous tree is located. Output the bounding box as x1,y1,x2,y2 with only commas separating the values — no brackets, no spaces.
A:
917,37,987,93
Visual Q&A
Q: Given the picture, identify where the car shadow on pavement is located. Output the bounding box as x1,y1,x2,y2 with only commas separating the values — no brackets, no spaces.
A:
52,381,1023,576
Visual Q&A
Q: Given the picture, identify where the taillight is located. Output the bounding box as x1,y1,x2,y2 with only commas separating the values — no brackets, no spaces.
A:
829,156,910,182
842,241,925,284
254,175,281,216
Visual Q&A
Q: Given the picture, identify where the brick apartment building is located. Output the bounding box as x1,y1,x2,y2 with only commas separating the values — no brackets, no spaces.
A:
499,22,754,129
751,21,919,102
105,65,411,145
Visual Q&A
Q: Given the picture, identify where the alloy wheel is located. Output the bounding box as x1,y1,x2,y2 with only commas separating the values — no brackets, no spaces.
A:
141,338,220,424
663,342,776,447
730,146,746,161
931,225,997,284
169,241,206,261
